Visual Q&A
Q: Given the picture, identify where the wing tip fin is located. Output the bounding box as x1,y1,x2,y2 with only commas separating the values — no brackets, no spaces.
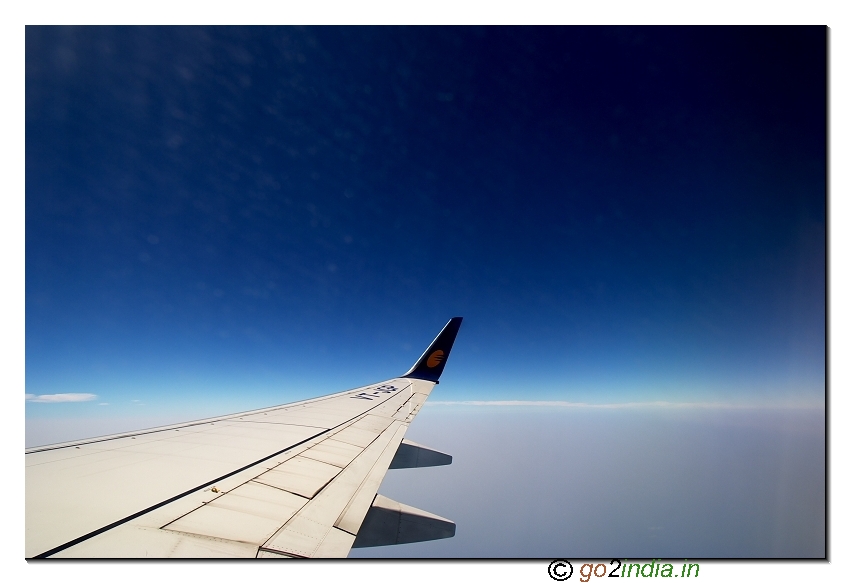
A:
402,317,463,382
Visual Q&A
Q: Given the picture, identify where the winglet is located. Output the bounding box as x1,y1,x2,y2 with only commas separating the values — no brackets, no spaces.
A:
403,317,463,382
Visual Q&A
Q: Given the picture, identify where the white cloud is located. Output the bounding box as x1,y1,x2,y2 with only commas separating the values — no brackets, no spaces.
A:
25,393,98,403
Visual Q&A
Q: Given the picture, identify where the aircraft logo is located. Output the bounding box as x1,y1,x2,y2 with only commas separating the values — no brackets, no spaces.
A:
427,350,445,368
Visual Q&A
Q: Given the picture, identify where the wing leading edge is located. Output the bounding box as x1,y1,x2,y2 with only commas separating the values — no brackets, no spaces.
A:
26,318,462,558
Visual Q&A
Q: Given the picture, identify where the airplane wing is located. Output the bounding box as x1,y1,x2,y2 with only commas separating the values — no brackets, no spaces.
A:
26,317,463,558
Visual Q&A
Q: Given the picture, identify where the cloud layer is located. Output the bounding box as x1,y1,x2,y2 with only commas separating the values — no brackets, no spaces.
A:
351,405,825,558
426,400,824,410
25,393,98,403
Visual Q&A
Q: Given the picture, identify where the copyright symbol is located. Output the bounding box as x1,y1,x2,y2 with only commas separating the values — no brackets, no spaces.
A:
548,560,573,581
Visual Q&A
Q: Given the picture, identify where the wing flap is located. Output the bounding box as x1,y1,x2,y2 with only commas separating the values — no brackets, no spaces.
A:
334,423,409,535
163,482,309,546
299,438,365,468
165,503,293,546
253,456,342,498
260,420,406,557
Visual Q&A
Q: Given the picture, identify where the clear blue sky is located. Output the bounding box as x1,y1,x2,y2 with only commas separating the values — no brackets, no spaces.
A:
26,26,825,430
23,24,826,561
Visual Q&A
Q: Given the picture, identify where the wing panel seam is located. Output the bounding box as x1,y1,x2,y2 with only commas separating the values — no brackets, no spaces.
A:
32,393,400,558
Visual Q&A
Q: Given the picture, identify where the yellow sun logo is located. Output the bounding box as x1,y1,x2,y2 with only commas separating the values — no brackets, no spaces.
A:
426,350,445,368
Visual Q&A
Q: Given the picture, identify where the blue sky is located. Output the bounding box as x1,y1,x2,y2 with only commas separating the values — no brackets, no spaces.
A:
23,25,826,559
26,27,824,423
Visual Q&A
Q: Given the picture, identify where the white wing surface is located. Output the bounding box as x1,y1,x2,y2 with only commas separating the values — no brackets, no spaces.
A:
26,317,462,558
